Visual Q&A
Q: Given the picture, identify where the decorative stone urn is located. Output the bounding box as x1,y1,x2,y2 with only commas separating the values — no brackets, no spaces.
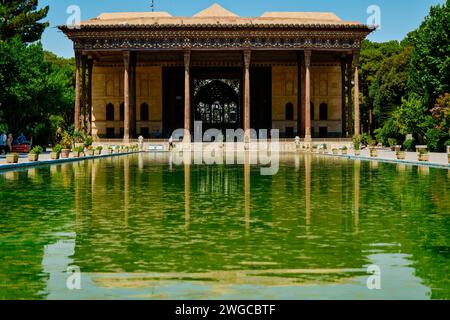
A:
396,151,406,160
418,153,429,162
50,152,60,160
370,148,378,157
354,150,361,156
61,149,70,159
28,153,39,162
6,153,19,164
332,149,339,155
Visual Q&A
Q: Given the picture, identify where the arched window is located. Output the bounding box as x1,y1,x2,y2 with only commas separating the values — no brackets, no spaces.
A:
140,103,149,121
106,103,114,121
285,102,294,121
319,102,328,121
310,102,315,120
120,102,124,121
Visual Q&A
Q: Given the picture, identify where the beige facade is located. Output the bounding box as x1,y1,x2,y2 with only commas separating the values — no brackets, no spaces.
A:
91,63,343,139
92,66,163,138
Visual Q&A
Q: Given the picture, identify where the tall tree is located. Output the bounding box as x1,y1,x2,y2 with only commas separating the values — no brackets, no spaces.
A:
408,0,450,107
0,0,49,43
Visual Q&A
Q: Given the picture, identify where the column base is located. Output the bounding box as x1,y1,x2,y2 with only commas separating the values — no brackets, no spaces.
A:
123,136,130,144
183,131,191,148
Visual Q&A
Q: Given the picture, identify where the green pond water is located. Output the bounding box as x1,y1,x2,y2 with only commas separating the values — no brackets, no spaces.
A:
0,153,449,300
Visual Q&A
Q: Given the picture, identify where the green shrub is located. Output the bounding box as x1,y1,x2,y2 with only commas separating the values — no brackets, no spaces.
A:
374,118,402,146
72,130,85,143
425,127,447,152
403,139,415,151
84,135,93,148
74,146,84,153
388,138,398,147
60,131,72,149
353,135,361,150
30,146,43,155
96,145,103,151
52,144,62,153
366,135,376,147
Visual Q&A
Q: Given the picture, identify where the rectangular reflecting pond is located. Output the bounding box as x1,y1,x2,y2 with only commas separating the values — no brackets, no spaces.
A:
0,153,449,299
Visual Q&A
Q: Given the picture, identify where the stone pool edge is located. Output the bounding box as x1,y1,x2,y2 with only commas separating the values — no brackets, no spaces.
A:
0,152,144,172
319,152,450,170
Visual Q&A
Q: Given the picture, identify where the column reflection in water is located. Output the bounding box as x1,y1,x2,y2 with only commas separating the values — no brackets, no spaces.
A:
184,159,190,231
244,153,251,234
305,153,311,227
74,162,82,225
124,156,129,227
354,159,360,233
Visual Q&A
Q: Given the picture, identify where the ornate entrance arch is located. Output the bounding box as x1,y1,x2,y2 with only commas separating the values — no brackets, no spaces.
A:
193,79,241,134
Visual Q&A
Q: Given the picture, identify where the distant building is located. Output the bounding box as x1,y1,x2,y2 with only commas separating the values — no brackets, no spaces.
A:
60,3,373,140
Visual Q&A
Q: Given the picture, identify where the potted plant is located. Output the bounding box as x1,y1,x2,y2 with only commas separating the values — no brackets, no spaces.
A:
28,146,43,162
73,130,85,149
60,131,72,159
6,152,19,164
396,150,406,160
388,138,397,151
332,148,339,155
353,135,361,156
72,146,84,158
448,145,450,164
418,148,429,162
367,136,378,157
95,146,103,155
84,135,93,149
341,146,348,155
311,145,318,153
51,144,62,160
108,146,114,154
86,145,95,156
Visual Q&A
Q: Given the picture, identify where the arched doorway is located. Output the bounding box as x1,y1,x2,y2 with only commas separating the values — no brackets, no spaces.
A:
193,79,241,134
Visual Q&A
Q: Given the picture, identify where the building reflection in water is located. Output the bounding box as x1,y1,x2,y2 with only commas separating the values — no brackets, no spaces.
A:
354,160,360,233
305,154,311,227
244,153,251,235
184,160,190,231
124,156,130,227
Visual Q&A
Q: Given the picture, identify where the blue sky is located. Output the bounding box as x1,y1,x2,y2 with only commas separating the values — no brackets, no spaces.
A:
40,0,445,58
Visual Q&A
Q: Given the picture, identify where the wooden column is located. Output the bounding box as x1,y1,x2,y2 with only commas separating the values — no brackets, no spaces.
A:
304,50,312,141
243,49,251,143
353,52,361,136
74,52,81,131
184,50,191,143
123,51,131,143
130,53,137,138
346,58,353,135
87,58,93,135
340,58,346,136
81,55,87,132
297,52,302,136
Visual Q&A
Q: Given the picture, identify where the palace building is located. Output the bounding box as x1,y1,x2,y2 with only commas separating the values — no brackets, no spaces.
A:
60,3,373,142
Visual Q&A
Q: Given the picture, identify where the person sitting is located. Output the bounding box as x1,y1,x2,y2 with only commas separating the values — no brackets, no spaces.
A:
0,132,6,154
17,133,28,144
6,133,13,153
